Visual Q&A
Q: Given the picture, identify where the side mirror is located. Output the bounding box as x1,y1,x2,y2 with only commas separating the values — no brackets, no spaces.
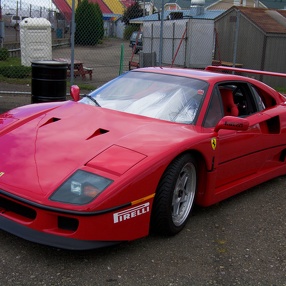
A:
214,116,249,133
70,85,80,102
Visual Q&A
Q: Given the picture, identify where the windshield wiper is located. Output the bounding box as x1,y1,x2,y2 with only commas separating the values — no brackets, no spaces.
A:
84,95,101,107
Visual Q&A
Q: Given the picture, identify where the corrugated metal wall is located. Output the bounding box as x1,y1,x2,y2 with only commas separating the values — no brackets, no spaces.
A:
263,35,286,87
143,18,214,68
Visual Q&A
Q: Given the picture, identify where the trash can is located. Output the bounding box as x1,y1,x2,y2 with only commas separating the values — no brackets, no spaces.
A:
31,60,68,103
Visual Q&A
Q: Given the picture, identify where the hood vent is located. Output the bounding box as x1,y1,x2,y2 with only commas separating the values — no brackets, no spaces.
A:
86,128,109,140
40,117,61,127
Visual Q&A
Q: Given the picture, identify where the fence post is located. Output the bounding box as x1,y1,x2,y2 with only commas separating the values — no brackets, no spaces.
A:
232,10,240,70
159,0,164,66
119,43,124,75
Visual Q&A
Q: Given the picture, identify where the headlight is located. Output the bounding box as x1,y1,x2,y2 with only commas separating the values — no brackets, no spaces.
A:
50,170,113,205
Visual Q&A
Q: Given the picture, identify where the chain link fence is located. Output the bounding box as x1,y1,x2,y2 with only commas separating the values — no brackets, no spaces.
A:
0,0,285,95
0,0,142,94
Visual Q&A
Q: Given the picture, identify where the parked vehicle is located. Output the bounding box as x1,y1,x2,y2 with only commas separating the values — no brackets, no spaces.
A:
1,66,286,250
5,15,28,30
11,15,21,27
129,31,143,54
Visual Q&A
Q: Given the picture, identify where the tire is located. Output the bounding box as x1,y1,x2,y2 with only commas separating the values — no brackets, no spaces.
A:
151,154,197,235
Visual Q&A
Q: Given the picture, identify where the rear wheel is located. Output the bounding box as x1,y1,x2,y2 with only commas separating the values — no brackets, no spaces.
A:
151,154,197,235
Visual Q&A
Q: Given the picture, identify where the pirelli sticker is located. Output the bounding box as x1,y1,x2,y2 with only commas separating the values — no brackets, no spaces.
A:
211,138,217,150
113,203,150,224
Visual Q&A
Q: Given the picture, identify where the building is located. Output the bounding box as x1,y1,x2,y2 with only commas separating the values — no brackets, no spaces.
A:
131,5,224,68
214,6,286,87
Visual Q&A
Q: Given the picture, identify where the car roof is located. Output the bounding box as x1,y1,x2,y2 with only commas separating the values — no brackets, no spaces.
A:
130,67,283,100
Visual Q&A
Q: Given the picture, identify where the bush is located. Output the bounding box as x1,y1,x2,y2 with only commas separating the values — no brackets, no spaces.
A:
75,0,104,45
0,65,31,78
0,48,9,61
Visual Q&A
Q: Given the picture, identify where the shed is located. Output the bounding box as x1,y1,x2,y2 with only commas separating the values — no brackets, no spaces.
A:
130,8,224,68
214,6,286,87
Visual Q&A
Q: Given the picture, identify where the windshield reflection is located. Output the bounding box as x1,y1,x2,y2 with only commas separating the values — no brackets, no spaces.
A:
80,71,208,124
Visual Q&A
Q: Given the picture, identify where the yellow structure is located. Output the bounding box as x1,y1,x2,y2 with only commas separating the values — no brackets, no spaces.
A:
65,0,125,14
66,0,79,8
103,0,125,14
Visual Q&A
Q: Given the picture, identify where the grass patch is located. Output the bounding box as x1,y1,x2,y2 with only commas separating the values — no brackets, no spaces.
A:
0,57,96,92
0,57,21,67
276,87,286,94
73,83,96,92
0,73,31,85
0,57,31,80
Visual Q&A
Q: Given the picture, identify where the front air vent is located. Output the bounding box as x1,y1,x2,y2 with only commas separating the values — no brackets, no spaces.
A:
58,216,79,231
86,128,109,140
279,149,286,162
266,116,280,134
40,117,61,127
0,196,36,220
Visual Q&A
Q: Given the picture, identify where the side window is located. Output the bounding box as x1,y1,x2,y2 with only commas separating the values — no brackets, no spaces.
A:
250,86,265,111
218,83,259,117
203,88,224,128
250,85,276,110
203,82,274,128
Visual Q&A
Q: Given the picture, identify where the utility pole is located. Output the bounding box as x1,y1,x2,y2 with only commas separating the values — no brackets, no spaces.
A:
159,0,164,66
0,0,4,48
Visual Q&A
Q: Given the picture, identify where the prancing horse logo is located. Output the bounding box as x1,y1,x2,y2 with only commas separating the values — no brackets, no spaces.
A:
0,172,5,177
211,138,217,150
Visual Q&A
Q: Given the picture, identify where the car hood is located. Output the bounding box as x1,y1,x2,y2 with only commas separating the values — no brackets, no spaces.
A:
0,101,201,202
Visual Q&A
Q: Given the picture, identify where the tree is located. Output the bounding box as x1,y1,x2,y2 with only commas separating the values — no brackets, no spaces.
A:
75,0,104,45
122,2,143,25
122,2,143,40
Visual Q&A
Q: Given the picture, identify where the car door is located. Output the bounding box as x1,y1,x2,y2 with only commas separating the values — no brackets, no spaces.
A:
204,81,285,188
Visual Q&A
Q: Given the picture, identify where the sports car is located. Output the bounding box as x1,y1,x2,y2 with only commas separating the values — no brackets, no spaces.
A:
1,66,286,250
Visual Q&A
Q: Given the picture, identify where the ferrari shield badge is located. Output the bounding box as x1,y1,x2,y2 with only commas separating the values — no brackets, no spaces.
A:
0,172,4,177
211,138,217,150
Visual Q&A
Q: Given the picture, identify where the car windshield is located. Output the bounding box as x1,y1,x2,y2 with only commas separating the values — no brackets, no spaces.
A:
81,71,208,124
130,32,142,40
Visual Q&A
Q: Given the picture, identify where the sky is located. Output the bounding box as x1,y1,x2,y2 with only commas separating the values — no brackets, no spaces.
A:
2,0,55,9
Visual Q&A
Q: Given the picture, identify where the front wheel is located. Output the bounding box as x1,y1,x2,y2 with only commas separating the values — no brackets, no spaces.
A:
151,154,197,235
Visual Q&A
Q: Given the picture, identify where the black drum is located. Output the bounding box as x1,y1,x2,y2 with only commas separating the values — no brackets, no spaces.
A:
31,60,67,103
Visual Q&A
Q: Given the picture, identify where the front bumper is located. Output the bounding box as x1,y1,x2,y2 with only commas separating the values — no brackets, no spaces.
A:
0,190,152,250
0,215,120,250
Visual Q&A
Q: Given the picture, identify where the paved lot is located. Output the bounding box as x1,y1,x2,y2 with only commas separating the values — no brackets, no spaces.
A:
3,31,138,92
0,176,286,285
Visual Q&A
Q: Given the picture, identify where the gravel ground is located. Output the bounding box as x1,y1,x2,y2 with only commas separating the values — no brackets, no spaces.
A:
0,37,138,114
